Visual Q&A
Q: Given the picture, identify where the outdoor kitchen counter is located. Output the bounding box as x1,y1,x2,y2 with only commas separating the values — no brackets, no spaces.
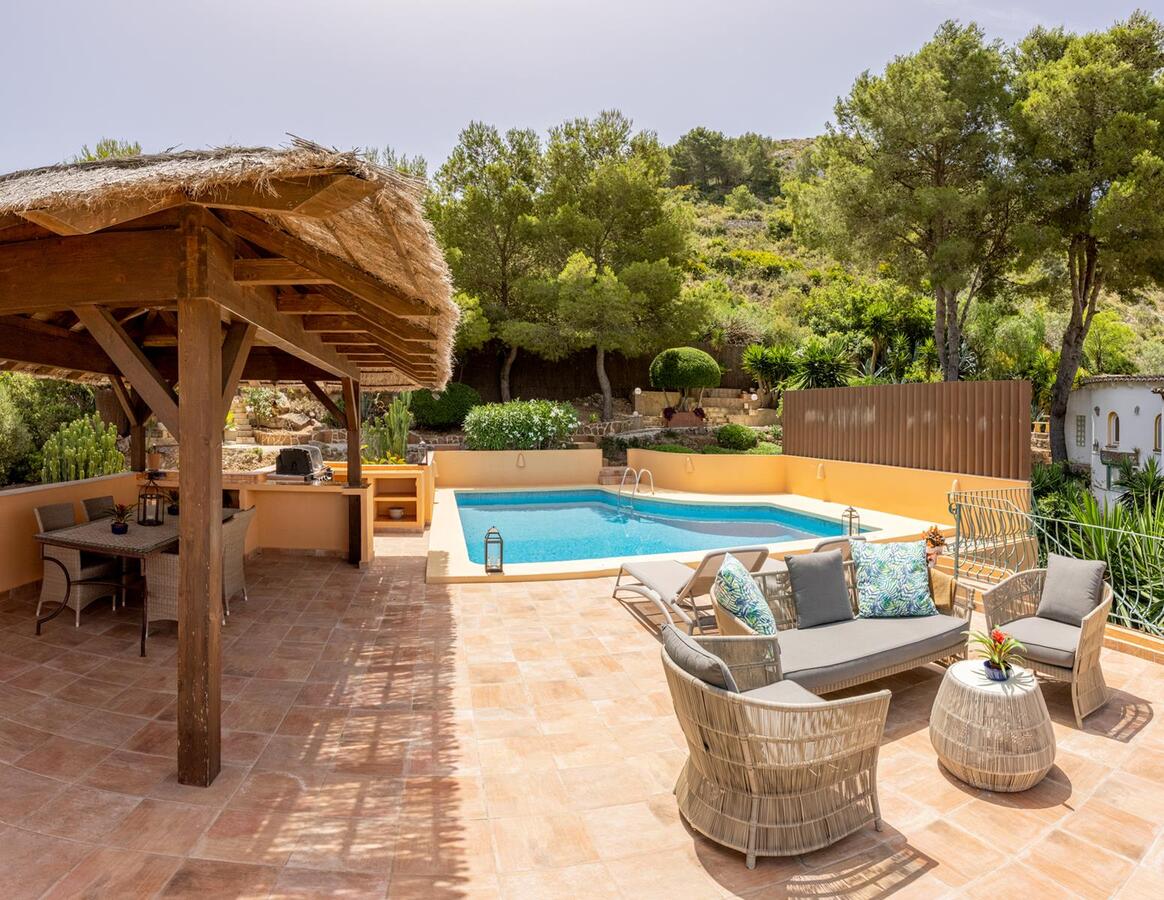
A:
137,472,375,563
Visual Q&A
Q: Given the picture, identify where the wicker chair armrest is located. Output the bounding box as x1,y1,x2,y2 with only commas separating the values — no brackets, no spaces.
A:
43,545,83,577
1074,587,1113,676
983,569,1045,628
738,688,891,761
693,634,782,691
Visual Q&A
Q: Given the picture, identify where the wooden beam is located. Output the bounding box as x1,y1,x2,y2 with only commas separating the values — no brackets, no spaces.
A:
201,229,360,381
233,259,331,285
298,313,435,346
18,193,184,236
314,333,377,345
151,346,337,384
303,381,345,424
73,306,180,437
343,378,361,485
217,210,434,318
0,229,184,314
275,293,349,313
220,321,256,419
109,379,151,472
0,315,118,375
176,292,224,787
197,174,378,218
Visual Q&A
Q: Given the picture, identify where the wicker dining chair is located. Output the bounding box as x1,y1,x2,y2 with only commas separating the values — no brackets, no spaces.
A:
661,633,891,867
983,568,1114,727
34,502,120,626
144,507,255,635
82,495,116,521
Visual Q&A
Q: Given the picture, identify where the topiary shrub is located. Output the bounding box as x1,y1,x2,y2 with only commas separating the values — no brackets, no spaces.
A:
715,424,759,451
40,414,125,484
410,382,481,430
463,400,579,450
649,347,722,411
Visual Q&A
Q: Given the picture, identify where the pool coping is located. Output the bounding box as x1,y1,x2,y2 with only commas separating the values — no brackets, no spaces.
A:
425,484,942,583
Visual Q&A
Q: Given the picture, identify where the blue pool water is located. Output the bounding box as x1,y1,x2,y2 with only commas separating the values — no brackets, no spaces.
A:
456,489,865,564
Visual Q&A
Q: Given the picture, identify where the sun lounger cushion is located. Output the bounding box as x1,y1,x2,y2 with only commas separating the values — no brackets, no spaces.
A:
1036,554,1107,627
620,560,693,604
850,540,936,618
778,614,967,691
1002,616,1078,668
713,554,777,635
785,550,853,628
743,678,822,705
661,626,737,692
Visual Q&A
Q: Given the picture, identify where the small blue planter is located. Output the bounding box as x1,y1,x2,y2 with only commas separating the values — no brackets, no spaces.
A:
983,661,1011,682
111,522,129,535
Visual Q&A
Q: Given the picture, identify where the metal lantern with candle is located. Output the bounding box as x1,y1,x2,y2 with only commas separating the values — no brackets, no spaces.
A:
842,506,860,537
484,526,504,574
138,471,166,526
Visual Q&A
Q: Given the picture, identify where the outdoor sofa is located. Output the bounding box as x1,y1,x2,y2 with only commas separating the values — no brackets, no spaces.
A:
660,626,891,868
712,552,969,693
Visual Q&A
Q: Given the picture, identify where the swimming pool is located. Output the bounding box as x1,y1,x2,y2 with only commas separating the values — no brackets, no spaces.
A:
455,489,866,564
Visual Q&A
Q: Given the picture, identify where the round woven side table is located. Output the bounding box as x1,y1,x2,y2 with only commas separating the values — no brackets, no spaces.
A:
929,659,1055,792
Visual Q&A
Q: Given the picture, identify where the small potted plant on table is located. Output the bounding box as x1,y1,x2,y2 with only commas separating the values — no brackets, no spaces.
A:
110,503,133,535
970,628,1025,681
146,445,164,470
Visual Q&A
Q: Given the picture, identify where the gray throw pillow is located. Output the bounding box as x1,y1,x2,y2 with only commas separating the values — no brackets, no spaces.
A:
661,625,738,692
1036,553,1107,627
785,550,854,629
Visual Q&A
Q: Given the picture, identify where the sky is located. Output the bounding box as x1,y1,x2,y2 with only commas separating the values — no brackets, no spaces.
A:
2,0,1162,174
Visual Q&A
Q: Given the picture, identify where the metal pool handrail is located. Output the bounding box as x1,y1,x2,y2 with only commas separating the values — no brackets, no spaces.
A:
634,468,655,496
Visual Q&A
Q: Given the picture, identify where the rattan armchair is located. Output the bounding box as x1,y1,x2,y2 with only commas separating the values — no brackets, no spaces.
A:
983,569,1113,727
34,503,119,627
662,634,891,868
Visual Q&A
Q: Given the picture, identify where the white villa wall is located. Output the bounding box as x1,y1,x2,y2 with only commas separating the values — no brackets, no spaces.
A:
1066,379,1164,505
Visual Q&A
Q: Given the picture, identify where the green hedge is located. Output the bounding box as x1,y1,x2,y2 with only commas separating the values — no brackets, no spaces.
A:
463,400,579,450
410,382,481,430
715,424,759,451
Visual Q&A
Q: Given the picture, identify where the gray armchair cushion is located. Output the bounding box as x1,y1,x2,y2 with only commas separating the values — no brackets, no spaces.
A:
743,678,822,705
1004,616,1078,669
1036,554,1107,627
779,614,968,691
785,550,853,628
662,625,738,692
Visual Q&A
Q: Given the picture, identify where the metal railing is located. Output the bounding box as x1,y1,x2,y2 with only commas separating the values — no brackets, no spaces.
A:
950,488,1164,636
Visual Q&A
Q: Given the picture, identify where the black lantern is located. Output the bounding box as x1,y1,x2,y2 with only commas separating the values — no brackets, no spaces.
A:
484,526,504,574
138,471,166,526
842,506,860,536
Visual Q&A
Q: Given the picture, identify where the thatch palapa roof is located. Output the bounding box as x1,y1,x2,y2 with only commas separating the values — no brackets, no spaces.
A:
0,139,456,390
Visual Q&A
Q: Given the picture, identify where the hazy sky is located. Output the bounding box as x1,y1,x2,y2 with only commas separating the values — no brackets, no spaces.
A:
2,0,1161,174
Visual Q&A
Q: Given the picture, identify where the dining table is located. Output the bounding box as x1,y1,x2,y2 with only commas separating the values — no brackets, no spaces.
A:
35,508,237,656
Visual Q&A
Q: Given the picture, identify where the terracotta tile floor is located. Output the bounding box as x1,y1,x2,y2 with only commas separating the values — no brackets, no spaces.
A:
0,536,1163,898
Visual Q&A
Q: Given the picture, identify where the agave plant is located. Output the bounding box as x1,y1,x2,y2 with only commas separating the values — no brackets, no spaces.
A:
1115,457,1164,510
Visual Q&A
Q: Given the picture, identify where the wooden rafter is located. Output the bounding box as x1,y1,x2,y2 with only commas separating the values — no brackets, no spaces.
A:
300,314,436,347
0,315,117,374
217,210,434,318
73,306,180,436
198,174,379,218
303,381,345,423
220,321,257,419
18,193,184,236
233,259,331,285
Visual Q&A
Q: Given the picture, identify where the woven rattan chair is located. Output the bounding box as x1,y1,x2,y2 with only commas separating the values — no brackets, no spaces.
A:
144,507,254,635
661,634,891,867
983,569,1114,727
35,502,119,626
82,495,116,521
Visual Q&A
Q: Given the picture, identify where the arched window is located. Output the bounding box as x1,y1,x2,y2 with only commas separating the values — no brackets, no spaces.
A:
1155,413,1162,452
1107,411,1120,446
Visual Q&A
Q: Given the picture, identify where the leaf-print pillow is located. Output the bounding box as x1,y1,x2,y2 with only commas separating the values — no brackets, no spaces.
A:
850,540,936,618
713,553,778,635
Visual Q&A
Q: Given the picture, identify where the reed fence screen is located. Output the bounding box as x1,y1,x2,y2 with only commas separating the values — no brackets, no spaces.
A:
782,381,1031,480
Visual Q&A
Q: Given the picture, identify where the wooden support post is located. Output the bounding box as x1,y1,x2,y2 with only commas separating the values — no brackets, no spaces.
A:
110,376,150,472
220,321,256,421
176,215,224,787
342,378,362,565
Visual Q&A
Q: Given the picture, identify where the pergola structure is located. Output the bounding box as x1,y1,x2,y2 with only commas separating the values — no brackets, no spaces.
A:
0,143,456,785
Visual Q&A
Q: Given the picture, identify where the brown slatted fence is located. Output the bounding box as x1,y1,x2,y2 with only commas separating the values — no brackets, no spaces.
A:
782,381,1031,480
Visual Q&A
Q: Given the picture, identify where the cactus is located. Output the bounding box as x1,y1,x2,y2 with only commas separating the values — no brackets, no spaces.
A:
362,392,412,463
40,414,126,484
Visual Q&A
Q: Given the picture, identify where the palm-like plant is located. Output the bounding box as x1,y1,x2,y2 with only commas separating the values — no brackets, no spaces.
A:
788,336,858,390
1115,457,1164,510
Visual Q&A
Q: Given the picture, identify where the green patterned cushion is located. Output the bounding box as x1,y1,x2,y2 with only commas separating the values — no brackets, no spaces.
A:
850,540,936,618
713,553,777,635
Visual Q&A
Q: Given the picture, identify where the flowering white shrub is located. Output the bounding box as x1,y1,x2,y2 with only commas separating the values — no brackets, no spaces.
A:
463,400,580,450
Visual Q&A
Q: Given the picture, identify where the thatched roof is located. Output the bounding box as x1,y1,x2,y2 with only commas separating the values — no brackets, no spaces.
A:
0,139,457,389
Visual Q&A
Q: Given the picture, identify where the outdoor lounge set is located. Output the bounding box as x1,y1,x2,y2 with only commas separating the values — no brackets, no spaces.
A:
633,539,1115,869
